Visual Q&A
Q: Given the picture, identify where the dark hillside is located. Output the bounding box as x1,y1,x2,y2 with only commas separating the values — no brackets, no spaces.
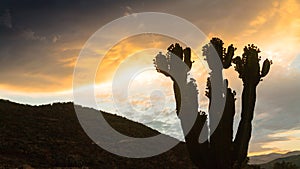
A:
260,155,300,169
0,100,196,169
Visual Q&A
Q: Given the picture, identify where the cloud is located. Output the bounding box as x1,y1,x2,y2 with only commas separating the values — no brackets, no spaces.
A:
21,29,46,41
245,64,300,154
254,129,300,155
0,9,12,28
244,1,279,33
94,34,185,84
52,34,61,43
290,54,300,69
124,6,134,16
0,28,80,92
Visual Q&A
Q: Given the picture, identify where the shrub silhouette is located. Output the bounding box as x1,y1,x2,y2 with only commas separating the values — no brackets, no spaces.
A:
153,37,272,169
273,161,298,169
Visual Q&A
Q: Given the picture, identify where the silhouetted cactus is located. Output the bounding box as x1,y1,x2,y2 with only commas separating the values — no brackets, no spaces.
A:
233,44,272,168
154,43,194,116
203,37,236,70
203,38,237,169
261,59,271,77
153,38,271,169
154,43,208,167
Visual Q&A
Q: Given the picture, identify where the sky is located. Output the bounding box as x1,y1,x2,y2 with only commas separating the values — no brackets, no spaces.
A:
0,0,300,156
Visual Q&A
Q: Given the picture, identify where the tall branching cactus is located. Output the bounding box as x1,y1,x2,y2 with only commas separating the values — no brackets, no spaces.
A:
154,44,208,167
153,38,271,169
203,38,237,169
232,44,272,168
154,43,194,116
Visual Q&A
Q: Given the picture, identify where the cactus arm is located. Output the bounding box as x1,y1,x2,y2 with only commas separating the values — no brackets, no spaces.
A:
261,59,271,77
223,44,236,69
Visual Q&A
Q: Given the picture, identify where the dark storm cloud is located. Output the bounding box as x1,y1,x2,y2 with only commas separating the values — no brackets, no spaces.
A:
152,0,277,38
0,0,123,90
0,0,178,90
0,0,277,91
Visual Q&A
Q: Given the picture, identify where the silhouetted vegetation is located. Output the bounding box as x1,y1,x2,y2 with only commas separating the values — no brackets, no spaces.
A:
154,37,272,169
273,161,298,169
260,154,300,169
0,100,196,169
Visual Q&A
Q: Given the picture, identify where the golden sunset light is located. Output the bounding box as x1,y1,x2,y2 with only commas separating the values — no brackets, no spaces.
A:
1,0,300,168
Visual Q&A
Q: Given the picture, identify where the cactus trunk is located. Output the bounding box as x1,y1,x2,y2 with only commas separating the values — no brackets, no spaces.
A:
234,83,257,166
172,80,181,116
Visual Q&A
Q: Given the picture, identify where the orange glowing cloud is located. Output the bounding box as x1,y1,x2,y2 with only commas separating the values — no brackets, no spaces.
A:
95,34,188,84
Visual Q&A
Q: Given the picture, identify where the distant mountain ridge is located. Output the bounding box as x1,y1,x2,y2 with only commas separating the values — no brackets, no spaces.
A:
249,151,300,164
260,154,300,169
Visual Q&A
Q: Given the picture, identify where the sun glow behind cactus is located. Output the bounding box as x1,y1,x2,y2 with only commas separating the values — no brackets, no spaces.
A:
92,44,210,141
